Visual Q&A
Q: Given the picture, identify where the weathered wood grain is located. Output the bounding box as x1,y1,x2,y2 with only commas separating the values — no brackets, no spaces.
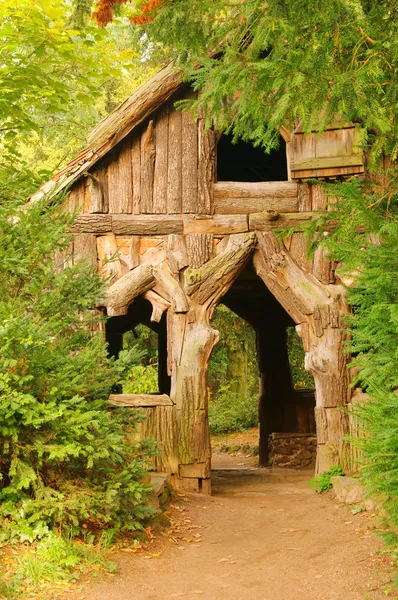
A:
185,232,256,305
297,183,312,212
97,233,122,283
167,106,182,213
128,236,141,270
153,105,169,214
109,394,174,407
112,214,184,235
214,182,298,214
183,214,248,235
197,111,215,214
107,140,133,213
186,234,213,268
102,264,155,316
141,120,156,213
83,168,106,214
249,211,313,231
167,234,188,273
73,233,97,267
73,214,112,233
181,101,198,213
131,136,141,214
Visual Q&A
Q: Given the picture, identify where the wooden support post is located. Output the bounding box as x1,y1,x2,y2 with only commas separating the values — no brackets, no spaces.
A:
253,231,351,475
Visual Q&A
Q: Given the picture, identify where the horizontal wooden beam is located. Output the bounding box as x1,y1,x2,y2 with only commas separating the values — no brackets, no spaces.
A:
73,214,112,233
109,393,174,407
249,211,314,232
291,154,363,172
112,215,184,235
73,212,318,236
183,214,248,235
73,214,249,236
214,181,298,214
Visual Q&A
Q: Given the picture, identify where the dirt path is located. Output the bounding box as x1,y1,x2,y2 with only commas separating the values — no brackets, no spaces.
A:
67,455,392,600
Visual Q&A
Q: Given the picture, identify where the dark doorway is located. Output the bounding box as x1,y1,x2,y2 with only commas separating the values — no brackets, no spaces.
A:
105,296,171,395
217,133,288,182
209,259,315,468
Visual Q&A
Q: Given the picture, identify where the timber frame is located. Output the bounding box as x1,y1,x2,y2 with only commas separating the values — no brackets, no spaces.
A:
34,64,361,493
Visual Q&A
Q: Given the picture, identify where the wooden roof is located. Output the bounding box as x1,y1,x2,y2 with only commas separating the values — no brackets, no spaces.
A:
30,62,182,204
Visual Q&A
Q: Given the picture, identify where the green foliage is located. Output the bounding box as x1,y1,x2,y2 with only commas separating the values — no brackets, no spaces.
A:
208,386,258,435
208,306,259,433
122,326,160,393
134,0,398,533
0,0,158,203
0,199,154,543
124,364,159,393
287,327,314,390
308,465,345,494
310,179,398,524
142,1,398,160
0,532,115,599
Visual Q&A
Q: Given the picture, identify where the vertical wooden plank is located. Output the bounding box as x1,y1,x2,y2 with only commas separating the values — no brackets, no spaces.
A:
73,233,97,267
65,181,84,214
107,140,133,214
153,106,169,214
96,234,122,283
182,105,198,213
297,183,312,211
141,120,156,213
312,184,328,210
197,111,216,214
186,234,213,268
84,163,109,213
131,136,141,215
167,108,182,213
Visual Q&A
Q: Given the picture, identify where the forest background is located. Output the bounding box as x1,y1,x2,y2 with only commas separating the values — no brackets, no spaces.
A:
0,0,397,597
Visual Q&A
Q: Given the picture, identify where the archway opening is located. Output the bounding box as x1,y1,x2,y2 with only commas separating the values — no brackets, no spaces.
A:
105,296,171,395
216,133,288,182
209,259,315,473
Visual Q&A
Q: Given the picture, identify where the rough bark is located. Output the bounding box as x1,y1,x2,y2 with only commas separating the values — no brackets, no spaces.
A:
253,231,350,474
102,265,155,317
141,120,156,213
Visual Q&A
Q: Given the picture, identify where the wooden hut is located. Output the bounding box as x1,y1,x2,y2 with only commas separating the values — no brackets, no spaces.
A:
32,63,365,493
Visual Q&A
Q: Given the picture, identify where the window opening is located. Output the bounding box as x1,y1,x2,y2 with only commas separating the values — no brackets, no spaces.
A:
122,325,159,394
105,296,171,395
216,133,288,182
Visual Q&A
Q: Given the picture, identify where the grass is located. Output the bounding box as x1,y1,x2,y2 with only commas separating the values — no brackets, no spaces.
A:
0,533,116,600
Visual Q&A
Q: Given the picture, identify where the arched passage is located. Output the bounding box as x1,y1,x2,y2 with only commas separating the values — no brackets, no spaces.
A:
100,231,350,492
209,260,316,467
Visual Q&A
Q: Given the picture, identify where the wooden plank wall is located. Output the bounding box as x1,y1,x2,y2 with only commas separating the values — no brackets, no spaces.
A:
69,90,216,218
290,125,364,180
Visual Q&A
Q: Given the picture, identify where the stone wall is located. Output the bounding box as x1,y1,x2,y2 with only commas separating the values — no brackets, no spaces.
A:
268,432,316,468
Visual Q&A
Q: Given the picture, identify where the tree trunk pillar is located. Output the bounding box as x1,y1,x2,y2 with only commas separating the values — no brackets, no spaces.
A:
169,312,217,493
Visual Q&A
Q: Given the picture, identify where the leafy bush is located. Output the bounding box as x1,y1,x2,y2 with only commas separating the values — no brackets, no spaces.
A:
308,465,345,494
0,199,155,542
124,363,159,393
208,386,258,434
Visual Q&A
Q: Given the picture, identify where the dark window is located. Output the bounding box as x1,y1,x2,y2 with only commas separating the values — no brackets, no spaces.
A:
217,133,287,182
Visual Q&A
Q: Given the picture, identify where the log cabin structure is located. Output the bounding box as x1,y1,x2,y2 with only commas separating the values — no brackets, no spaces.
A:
31,63,366,493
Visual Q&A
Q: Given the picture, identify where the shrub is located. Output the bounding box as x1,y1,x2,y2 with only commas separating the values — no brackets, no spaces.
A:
208,386,258,434
0,199,155,542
